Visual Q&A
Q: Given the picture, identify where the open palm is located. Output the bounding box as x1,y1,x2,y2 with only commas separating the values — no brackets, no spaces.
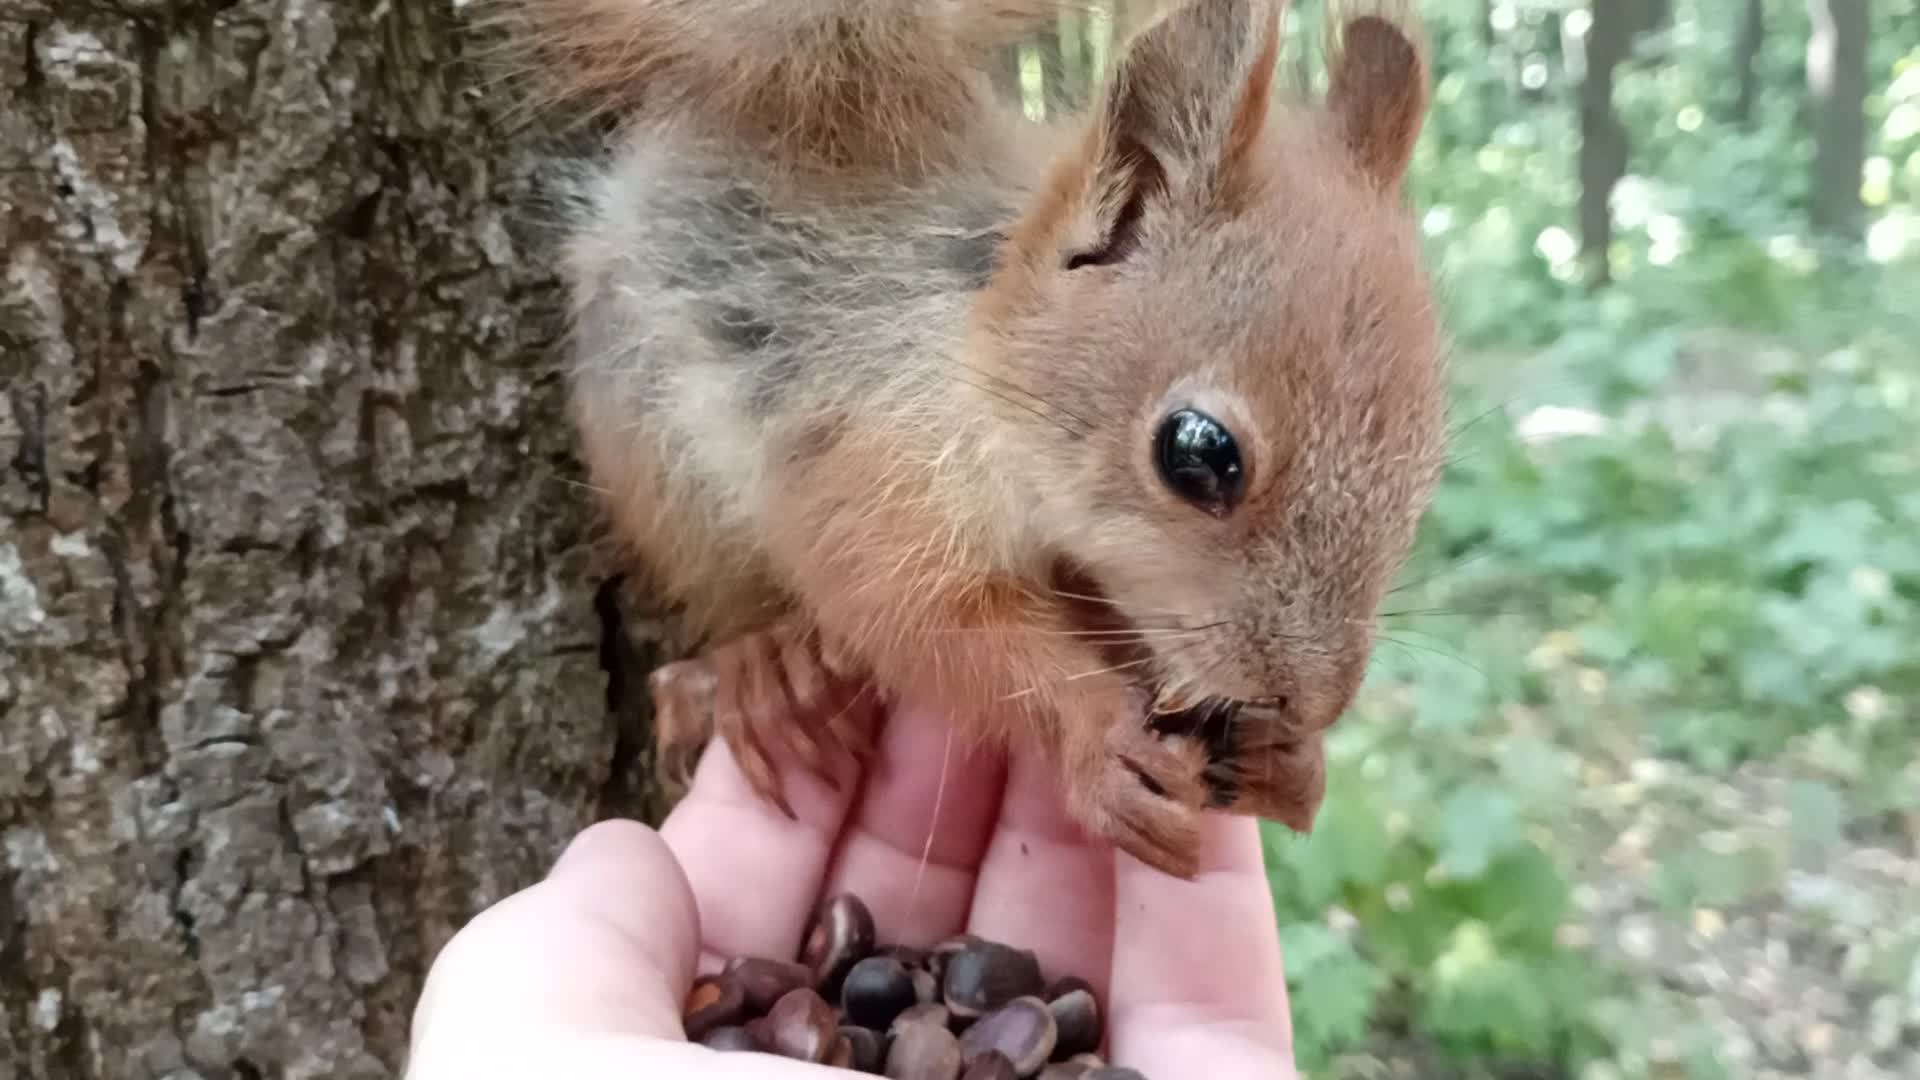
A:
406,701,1299,1079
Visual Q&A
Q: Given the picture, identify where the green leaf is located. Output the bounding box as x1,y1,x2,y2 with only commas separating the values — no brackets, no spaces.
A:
1433,784,1524,880
1265,766,1393,912
1420,920,1556,1057
1471,847,1573,949
1277,922,1387,1069
1766,499,1885,571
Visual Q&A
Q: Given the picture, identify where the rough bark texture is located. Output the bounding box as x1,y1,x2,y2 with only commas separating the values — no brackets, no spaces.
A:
0,2,671,1077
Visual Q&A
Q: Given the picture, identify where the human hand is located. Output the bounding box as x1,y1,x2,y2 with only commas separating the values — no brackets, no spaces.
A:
405,701,1300,1079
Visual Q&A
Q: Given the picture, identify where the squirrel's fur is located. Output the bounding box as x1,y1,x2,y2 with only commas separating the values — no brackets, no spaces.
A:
499,0,1448,878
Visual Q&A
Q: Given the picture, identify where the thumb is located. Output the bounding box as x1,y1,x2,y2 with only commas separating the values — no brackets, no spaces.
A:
408,820,701,1065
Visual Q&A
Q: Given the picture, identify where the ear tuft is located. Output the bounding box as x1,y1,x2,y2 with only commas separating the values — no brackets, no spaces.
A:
1326,5,1430,190
1098,0,1285,192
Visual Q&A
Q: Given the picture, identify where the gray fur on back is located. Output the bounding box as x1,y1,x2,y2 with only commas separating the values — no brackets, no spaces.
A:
566,122,1020,530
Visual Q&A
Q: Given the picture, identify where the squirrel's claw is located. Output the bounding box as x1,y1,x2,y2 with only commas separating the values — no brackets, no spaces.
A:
1066,711,1211,881
646,619,874,817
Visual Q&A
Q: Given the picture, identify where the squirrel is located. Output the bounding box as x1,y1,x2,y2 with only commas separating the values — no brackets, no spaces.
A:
498,0,1448,880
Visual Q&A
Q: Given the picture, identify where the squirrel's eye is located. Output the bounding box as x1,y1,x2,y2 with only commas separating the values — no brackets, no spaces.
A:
1155,409,1244,515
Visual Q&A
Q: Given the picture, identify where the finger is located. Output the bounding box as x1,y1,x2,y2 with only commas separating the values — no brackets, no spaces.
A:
409,819,699,1060
660,728,864,969
819,701,1007,946
411,1032,866,1080
1107,813,1296,1078
966,749,1116,998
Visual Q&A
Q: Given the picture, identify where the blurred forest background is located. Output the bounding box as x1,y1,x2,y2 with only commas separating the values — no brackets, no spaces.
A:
1000,1,1918,1078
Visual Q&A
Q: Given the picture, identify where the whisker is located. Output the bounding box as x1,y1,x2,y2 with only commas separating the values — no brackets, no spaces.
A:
1060,653,1166,684
1045,627,1213,639
1149,651,1231,716
950,374,1086,439
961,364,1096,432
1046,589,1194,621
1372,605,1524,621
953,367,1093,436
1002,636,1221,703
1446,396,1518,441
927,626,1210,640
1376,634,1487,679
550,475,610,495
904,727,954,936
1387,547,1501,596
1443,374,1594,441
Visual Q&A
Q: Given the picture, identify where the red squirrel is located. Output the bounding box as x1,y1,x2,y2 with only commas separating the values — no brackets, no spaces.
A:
502,0,1448,879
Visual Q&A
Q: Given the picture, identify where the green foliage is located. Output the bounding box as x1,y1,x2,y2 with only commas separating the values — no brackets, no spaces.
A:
1265,725,1614,1071
1253,2,1920,1077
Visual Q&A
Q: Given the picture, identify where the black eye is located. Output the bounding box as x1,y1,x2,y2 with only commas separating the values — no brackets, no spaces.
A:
1155,408,1244,514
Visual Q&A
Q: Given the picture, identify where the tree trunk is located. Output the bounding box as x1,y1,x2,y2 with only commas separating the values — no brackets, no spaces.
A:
1578,0,1640,284
994,41,1029,103
1732,0,1768,127
0,2,669,1077
1806,0,1871,239
1034,17,1067,120
1645,0,1673,35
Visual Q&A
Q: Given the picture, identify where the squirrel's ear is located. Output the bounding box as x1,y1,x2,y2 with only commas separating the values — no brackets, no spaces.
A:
1325,6,1429,190
1094,0,1283,192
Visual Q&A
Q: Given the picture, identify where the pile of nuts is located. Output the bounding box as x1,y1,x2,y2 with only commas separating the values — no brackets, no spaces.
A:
682,893,1151,1079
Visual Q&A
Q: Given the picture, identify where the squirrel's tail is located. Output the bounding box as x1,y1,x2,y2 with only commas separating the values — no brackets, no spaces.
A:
487,0,1079,175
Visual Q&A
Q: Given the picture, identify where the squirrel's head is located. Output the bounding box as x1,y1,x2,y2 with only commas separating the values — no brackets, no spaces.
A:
971,0,1446,825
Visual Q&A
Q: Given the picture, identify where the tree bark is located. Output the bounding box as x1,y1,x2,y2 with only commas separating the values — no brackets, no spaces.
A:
1806,0,1871,239
0,1,669,1077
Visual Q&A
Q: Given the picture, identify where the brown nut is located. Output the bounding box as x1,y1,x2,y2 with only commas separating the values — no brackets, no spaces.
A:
1046,987,1102,1060
683,974,748,1041
800,893,877,995
1037,1053,1107,1078
928,934,985,982
1044,976,1095,1000
841,1024,888,1073
958,996,1057,1076
884,944,932,971
913,967,940,1004
893,1002,952,1032
843,955,921,1031
764,987,838,1063
699,1025,763,1053
942,943,1045,1019
885,1019,963,1080
725,957,815,1014
828,1033,856,1068
962,1050,1020,1080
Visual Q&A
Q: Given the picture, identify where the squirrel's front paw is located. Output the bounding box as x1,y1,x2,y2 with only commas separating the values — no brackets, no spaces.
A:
1072,719,1210,880
648,619,876,817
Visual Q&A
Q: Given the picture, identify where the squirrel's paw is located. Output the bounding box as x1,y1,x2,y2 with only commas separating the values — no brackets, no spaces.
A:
1072,716,1210,880
649,655,720,788
647,620,877,817
1209,732,1328,834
